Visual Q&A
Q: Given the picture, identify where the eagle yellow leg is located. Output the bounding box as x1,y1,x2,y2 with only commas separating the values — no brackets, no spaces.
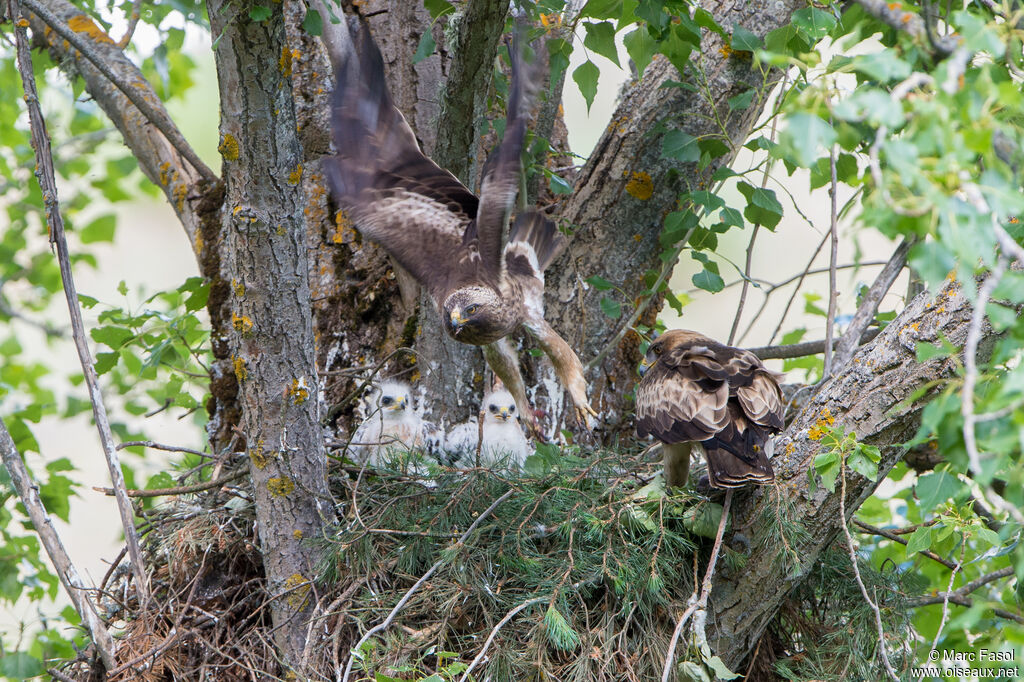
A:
662,442,693,488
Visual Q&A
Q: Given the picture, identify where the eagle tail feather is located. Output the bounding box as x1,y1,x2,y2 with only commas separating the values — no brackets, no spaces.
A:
508,210,566,272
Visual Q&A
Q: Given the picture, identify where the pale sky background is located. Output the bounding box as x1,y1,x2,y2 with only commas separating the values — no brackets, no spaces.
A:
2,23,904,640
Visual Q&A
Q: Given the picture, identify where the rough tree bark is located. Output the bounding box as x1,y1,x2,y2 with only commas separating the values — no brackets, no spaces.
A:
207,0,336,667
707,279,992,668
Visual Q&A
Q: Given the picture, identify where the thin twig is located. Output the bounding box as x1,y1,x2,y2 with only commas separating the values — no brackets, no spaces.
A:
0,419,117,670
852,519,956,570
340,488,515,682
962,256,1004,478
10,5,150,604
729,225,759,346
116,0,143,48
662,489,733,682
93,469,247,497
117,439,213,458
922,535,965,680
840,455,899,680
18,0,217,183
909,593,1024,625
766,231,829,344
907,566,1016,607
458,595,550,681
822,143,840,379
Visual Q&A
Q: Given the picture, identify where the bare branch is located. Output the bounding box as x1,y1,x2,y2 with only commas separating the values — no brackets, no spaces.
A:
0,418,117,670
923,536,965,680
747,327,880,361
115,0,142,48
93,469,246,498
10,0,150,605
459,595,550,682
822,144,840,379
20,0,216,183
962,257,1004,478
907,566,1016,607
832,237,915,372
854,0,959,55
852,519,958,571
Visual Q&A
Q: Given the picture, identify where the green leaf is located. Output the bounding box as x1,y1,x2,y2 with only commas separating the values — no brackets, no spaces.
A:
248,5,272,21
584,21,620,66
692,267,724,293
78,294,99,308
791,7,836,40
80,214,116,244
975,526,1000,547
917,471,961,512
91,325,134,349
413,29,436,64
736,182,783,229
548,172,572,195
600,297,622,319
727,89,754,111
851,51,911,83
586,275,615,291
730,24,761,52
117,279,128,296
779,113,836,167
623,26,658,76
693,8,725,37
813,450,839,492
581,0,622,19
682,502,724,539
573,61,600,111
0,652,45,678
905,525,933,555
662,129,699,163
423,0,455,19
704,654,739,680
301,8,322,36
543,604,581,651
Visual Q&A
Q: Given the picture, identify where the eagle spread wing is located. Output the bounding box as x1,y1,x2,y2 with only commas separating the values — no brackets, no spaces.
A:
636,330,784,489
327,25,491,299
328,23,595,429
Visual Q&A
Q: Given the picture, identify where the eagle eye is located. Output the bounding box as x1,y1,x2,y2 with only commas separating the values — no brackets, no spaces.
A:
381,396,393,406
508,405,515,412
466,304,479,315
653,345,663,356
489,405,498,413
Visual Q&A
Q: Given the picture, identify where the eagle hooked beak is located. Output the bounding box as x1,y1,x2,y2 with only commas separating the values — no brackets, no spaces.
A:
497,406,512,421
449,309,468,335
388,395,407,411
638,357,652,377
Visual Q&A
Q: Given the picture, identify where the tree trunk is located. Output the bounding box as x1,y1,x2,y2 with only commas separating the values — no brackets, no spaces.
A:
208,0,336,668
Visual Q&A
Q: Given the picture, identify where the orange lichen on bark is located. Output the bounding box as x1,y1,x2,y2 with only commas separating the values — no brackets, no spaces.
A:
232,355,248,382
267,477,295,497
287,377,310,405
249,441,269,469
287,163,303,186
218,133,240,161
67,15,114,45
625,171,654,200
283,573,311,610
232,311,254,334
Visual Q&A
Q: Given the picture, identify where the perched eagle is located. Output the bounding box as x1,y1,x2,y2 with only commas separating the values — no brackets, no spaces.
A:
444,388,531,468
635,330,785,489
326,24,595,430
350,380,440,466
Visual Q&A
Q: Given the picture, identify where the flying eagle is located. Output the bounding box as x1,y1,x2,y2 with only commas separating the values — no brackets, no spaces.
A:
350,380,439,466
635,330,785,489
444,388,531,468
327,24,595,431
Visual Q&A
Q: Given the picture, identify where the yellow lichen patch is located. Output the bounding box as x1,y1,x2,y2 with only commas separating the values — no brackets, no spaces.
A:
633,234,643,242
283,573,311,611
819,408,835,426
807,425,824,441
193,229,204,255
268,477,295,497
232,311,254,334
232,278,245,297
332,211,356,244
409,370,421,383
158,161,171,186
625,172,653,200
719,44,733,59
249,441,269,469
173,182,187,212
218,133,240,161
293,529,303,539
233,355,248,382
784,442,796,456
540,12,562,29
16,17,29,27
279,46,294,77
287,377,310,405
276,224,286,236
287,163,303,186
67,14,114,44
